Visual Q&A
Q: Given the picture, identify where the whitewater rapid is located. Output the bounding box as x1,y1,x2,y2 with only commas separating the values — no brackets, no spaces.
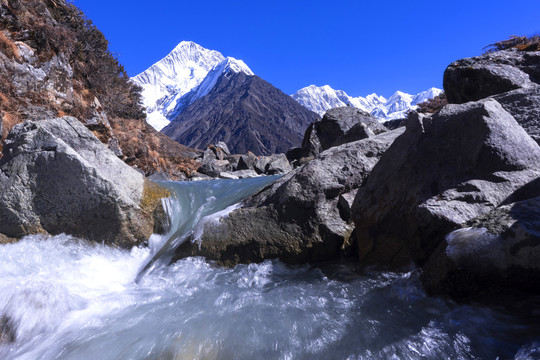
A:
0,178,538,359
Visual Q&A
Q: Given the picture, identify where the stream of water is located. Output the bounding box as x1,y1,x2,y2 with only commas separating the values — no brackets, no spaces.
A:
0,177,538,359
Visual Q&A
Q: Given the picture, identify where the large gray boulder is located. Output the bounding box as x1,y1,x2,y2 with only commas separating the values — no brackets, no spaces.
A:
0,117,168,246
443,49,540,104
493,86,540,145
236,152,258,171
174,128,404,266
197,159,232,178
351,99,540,269
263,153,293,175
297,107,387,159
422,192,540,299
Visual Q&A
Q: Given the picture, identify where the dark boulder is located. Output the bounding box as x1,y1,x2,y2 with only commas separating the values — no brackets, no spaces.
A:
316,107,386,149
0,315,15,344
298,122,323,158
0,117,169,246
205,142,230,160
351,99,540,270
298,107,386,159
237,152,258,171
422,192,540,299
174,128,404,266
224,154,242,170
197,159,232,178
443,49,540,104
285,147,302,162
202,148,217,161
264,153,292,175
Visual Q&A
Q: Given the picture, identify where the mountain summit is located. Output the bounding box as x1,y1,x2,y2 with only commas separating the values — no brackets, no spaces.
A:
136,41,317,155
133,41,253,130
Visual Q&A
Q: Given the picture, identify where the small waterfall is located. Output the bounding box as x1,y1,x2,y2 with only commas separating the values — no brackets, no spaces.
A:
135,176,279,281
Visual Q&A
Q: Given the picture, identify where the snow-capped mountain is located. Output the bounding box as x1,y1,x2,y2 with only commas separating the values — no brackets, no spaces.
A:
292,85,386,115
292,85,443,120
132,41,253,130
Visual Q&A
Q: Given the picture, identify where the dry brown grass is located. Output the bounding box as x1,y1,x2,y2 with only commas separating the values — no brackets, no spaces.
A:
0,31,20,61
0,92,10,109
484,35,540,54
2,112,19,139
416,93,448,114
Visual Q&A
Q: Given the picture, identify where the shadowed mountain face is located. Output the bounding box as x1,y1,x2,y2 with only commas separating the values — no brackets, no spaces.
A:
162,72,319,156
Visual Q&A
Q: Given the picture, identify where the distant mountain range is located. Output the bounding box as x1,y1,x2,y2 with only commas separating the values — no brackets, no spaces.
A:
292,85,443,120
133,41,442,154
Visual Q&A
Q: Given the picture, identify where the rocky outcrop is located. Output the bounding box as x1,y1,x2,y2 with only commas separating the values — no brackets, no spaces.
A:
194,142,292,179
174,128,404,266
351,99,540,269
0,117,169,246
290,107,387,160
422,192,540,299
444,49,540,104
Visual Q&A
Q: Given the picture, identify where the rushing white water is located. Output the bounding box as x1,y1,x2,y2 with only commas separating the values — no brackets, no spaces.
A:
0,178,539,359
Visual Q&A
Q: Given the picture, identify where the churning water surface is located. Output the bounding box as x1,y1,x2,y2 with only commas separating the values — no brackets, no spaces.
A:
0,178,538,360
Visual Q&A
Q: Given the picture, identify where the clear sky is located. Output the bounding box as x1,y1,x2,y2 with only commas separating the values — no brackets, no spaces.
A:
72,0,539,98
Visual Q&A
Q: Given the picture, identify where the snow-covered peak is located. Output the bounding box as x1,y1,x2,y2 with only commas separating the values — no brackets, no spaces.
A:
133,41,225,98
183,57,254,110
384,91,414,114
412,87,443,105
292,85,443,121
133,41,254,130
221,57,254,76
365,93,387,104
292,85,364,115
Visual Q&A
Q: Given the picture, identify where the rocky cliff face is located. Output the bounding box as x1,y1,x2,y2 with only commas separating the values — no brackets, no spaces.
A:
0,0,198,179
162,71,318,156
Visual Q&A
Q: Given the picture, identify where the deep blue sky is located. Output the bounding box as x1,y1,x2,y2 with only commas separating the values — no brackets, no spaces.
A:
72,0,539,98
